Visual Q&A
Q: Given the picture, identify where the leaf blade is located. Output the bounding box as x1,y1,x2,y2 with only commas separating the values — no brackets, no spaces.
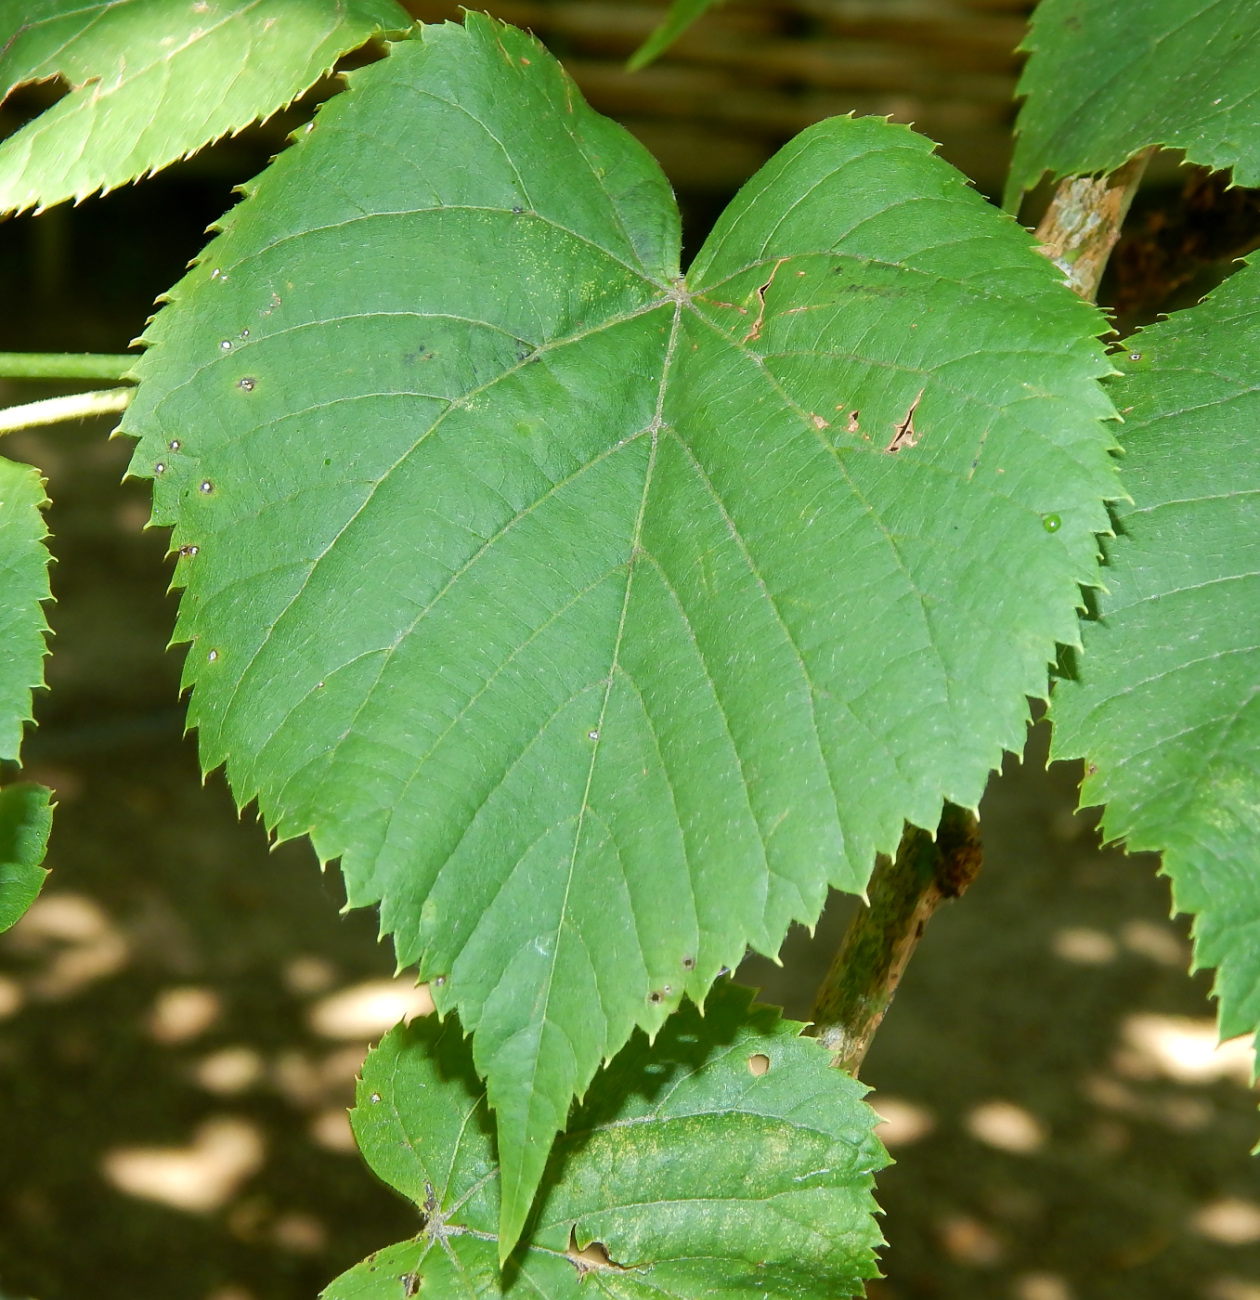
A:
120,20,1119,1247
1007,0,1260,207
0,783,53,933
1052,257,1260,1043
0,0,410,214
325,982,890,1300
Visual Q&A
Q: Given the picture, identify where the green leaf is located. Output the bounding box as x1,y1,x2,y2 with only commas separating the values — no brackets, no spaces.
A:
0,0,411,215
0,456,51,761
0,783,53,933
628,0,725,71
120,17,1118,1249
324,981,889,1299
0,453,54,933
1007,0,1260,208
1052,258,1260,1046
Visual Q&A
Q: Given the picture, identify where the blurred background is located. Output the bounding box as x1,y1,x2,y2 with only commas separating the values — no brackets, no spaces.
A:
2,1,1260,1298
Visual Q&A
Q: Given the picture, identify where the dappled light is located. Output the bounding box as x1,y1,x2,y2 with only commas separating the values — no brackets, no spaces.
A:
101,1116,265,1213
1117,1014,1254,1085
870,1096,936,1148
307,978,434,1039
964,1101,1047,1155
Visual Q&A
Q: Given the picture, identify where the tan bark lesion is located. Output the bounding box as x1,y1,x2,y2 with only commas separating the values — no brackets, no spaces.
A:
1033,148,1155,303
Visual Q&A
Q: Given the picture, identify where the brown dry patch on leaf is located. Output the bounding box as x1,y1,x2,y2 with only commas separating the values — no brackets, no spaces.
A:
743,258,788,344
748,1052,771,1076
885,391,924,453
845,409,861,433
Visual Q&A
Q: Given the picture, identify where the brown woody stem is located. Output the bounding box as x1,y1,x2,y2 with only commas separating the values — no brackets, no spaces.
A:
1033,148,1155,302
811,804,982,1075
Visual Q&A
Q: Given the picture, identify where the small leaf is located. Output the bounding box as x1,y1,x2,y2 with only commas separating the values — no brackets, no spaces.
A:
121,18,1119,1249
628,0,725,71
0,455,52,760
0,0,411,215
0,783,53,933
1007,0,1260,207
324,982,889,1299
1052,257,1260,1045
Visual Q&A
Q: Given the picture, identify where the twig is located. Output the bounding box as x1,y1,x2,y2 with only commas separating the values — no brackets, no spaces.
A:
0,353,137,382
811,804,982,1075
1034,148,1155,302
0,388,133,434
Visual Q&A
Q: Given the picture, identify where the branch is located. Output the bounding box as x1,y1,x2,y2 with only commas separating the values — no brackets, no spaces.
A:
1034,148,1154,303
0,388,133,434
811,804,982,1075
0,353,138,382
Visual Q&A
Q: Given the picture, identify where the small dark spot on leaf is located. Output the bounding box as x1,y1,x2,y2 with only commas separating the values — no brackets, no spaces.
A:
512,205,523,214
178,544,199,558
748,1053,770,1077
207,649,219,662
154,462,166,475
237,376,256,392
433,975,446,988
1129,353,1142,362
647,990,664,1004
168,439,181,452
401,1272,421,1296
239,328,250,340
681,955,695,970
199,480,214,494
219,340,232,351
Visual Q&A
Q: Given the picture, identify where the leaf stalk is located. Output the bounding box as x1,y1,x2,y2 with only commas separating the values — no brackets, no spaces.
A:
0,388,133,434
0,353,137,382
811,804,982,1075
1034,148,1155,302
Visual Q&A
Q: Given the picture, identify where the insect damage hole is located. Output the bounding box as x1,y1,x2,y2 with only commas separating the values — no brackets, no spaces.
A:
567,1230,623,1276
747,1053,771,1077
885,390,924,453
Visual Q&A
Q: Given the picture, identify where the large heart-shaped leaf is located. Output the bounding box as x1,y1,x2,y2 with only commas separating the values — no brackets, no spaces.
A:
1052,258,1260,1046
0,0,410,215
120,17,1118,1248
324,982,889,1299
1007,0,1260,207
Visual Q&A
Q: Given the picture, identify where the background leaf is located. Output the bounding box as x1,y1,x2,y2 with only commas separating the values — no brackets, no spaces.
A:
1052,258,1260,1048
627,0,725,71
0,0,410,215
0,455,54,931
325,981,889,1300
0,456,51,762
0,783,53,933
121,17,1118,1247
1006,0,1260,207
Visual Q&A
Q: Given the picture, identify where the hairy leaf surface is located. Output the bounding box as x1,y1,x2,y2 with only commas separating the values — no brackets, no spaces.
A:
121,17,1118,1247
0,783,53,932
324,982,888,1299
1053,259,1260,1045
0,0,410,214
1007,0,1260,207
